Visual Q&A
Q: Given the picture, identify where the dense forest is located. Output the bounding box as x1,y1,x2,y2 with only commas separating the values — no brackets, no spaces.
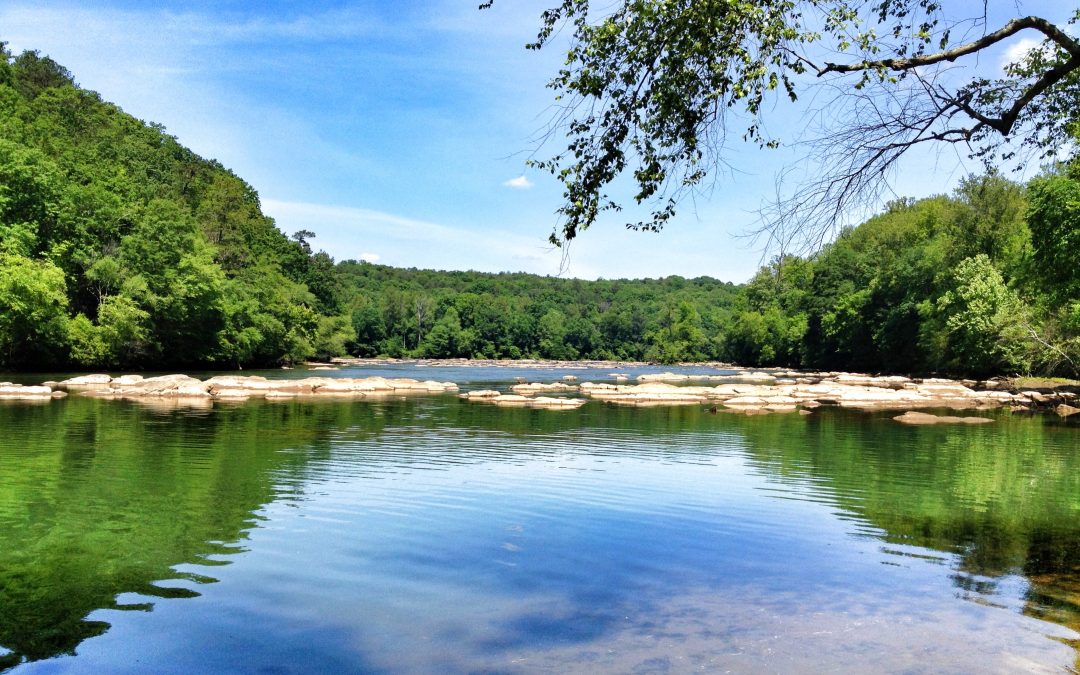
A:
0,45,351,370
0,44,1077,377
730,171,1080,378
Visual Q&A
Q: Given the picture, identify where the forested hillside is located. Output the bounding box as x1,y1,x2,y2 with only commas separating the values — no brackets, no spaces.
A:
0,45,351,369
0,44,1075,377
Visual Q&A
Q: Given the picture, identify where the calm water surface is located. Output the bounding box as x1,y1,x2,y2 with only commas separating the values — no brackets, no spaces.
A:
1,365,1079,673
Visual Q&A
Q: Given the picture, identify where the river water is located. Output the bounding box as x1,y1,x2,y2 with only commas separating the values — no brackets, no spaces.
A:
1,364,1078,673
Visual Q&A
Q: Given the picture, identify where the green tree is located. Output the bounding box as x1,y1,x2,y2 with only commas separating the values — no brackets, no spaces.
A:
1027,167,1080,304
422,307,465,358
120,200,226,363
10,50,73,100
935,255,1031,376
538,309,577,360
0,139,59,256
0,252,69,367
349,302,386,357
68,294,151,367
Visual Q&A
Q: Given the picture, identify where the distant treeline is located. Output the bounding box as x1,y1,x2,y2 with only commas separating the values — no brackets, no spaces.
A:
1,44,1077,377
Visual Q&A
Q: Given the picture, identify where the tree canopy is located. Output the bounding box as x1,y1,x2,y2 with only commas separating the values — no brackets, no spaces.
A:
497,1,1080,252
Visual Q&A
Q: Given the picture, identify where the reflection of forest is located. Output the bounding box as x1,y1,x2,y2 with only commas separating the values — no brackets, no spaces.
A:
1025,540,1080,672
0,393,606,668
0,398,349,668
0,394,619,668
729,409,1080,662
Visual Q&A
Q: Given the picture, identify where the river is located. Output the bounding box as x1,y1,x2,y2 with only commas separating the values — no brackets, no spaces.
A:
1,363,1078,673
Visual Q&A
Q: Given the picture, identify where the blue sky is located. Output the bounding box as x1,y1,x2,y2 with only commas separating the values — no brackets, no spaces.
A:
1,1,1072,281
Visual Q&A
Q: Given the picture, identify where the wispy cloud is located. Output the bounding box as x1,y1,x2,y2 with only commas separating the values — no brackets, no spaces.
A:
503,175,533,189
0,5,386,51
261,199,559,274
1001,36,1047,71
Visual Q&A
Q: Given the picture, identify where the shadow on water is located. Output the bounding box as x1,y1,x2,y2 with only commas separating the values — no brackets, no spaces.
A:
0,392,1078,671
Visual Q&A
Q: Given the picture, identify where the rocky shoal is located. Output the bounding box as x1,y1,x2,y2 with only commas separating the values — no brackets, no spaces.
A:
2,370,1075,417
50,373,458,401
573,379,1029,410
458,390,586,409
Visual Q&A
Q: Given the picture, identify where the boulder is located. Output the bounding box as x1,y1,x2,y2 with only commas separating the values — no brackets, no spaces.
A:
127,375,207,397
60,374,113,386
0,384,55,399
637,372,689,382
204,376,271,392
489,394,532,406
511,382,577,394
459,390,502,399
263,391,298,400
1057,404,1080,418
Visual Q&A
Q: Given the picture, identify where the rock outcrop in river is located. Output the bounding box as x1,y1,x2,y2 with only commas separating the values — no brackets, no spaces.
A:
7,369,1074,417
0,383,66,400
576,374,1066,412
57,374,458,400
458,389,586,409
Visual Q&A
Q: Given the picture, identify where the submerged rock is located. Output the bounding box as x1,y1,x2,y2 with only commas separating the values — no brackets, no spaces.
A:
893,411,994,425
461,392,586,409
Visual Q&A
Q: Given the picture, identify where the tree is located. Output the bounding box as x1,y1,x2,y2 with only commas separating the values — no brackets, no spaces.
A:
496,1,1080,252
10,50,73,100
1027,164,1080,304
0,252,69,367
934,254,1031,376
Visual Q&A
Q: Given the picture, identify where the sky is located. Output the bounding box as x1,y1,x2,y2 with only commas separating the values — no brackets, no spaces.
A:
0,0,1072,282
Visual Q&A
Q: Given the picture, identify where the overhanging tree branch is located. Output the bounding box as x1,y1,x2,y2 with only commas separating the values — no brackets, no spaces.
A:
494,1,1080,253
818,16,1080,75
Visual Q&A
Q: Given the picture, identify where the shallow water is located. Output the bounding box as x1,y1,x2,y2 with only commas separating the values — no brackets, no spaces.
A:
1,365,1078,673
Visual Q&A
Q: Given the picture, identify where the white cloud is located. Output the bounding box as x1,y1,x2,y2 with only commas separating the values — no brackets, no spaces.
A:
503,175,534,189
261,199,561,274
1001,37,1047,71
359,252,381,263
259,199,761,282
